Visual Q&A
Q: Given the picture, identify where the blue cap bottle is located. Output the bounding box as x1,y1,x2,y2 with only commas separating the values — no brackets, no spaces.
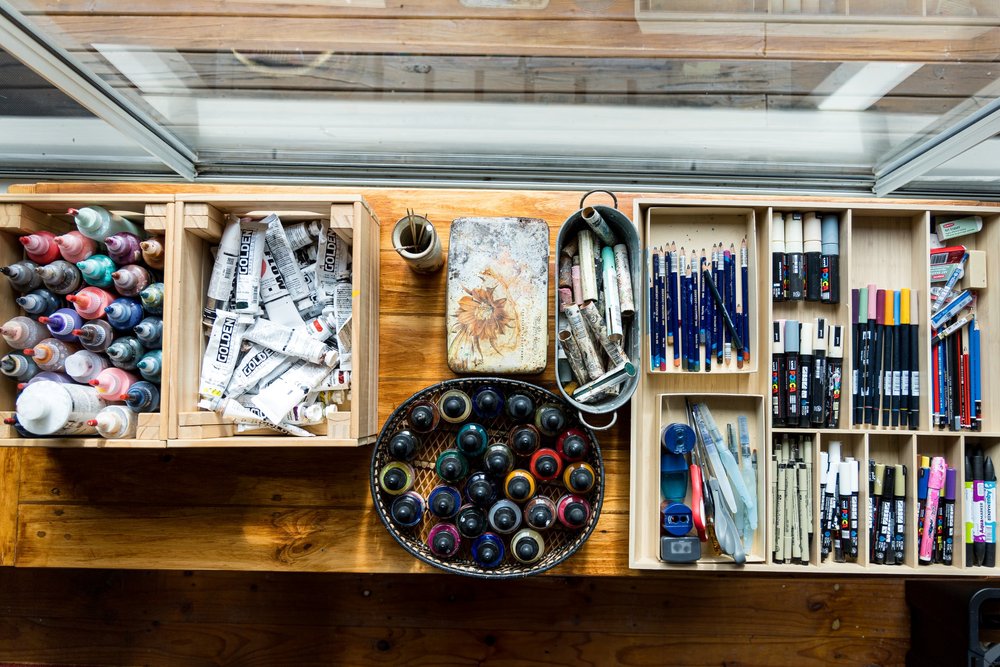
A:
390,491,424,528
472,533,505,568
428,485,462,519
124,380,160,412
471,386,505,419
455,423,488,458
136,349,162,383
16,289,62,317
105,298,144,331
133,316,163,348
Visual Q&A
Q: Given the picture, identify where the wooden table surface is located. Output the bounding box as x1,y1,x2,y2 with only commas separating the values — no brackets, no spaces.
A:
0,183,916,665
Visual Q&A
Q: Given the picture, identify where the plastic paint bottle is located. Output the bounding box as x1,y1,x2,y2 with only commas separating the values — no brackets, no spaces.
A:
428,485,463,519
465,471,498,507
390,491,424,528
456,504,487,539
379,461,415,495
139,236,166,270
557,494,592,530
133,316,163,348
37,260,82,294
483,443,515,477
104,298,145,330
1,316,49,349
504,470,536,503
508,424,540,457
106,336,146,371
3,416,48,439
388,430,420,461
122,381,160,413
455,423,488,458
17,371,74,390
139,282,165,315
73,320,114,353
19,232,59,265
15,380,106,435
66,286,116,320
435,449,469,484
557,428,590,462
406,399,440,433
25,338,78,373
38,309,83,342
437,388,472,423
524,496,557,531
90,367,139,401
0,353,39,383
505,392,535,423
135,350,162,383
111,264,152,297
104,232,143,266
511,528,545,564
75,255,116,288
471,386,504,419
53,231,97,263
563,461,597,494
529,448,564,482
534,403,568,437
427,523,461,559
69,206,143,241
64,350,110,384
487,499,523,535
16,289,62,317
0,260,42,292
472,533,505,568
89,404,138,439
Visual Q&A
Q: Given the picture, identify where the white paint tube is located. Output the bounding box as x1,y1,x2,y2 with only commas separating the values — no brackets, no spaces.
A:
260,250,306,328
613,244,635,317
285,401,325,426
315,369,351,391
263,213,314,311
297,243,318,269
601,245,623,342
200,397,315,437
243,318,338,366
226,344,292,398
336,316,352,371
577,230,599,303
199,309,250,400
322,391,347,408
285,220,323,250
233,218,268,315
317,221,352,307
204,216,242,323
251,361,332,424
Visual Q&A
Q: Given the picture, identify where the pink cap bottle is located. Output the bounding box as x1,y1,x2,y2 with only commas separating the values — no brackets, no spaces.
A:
0,316,49,349
104,232,143,266
65,286,116,320
110,264,152,297
89,367,139,401
52,231,98,263
19,232,60,265
24,338,78,373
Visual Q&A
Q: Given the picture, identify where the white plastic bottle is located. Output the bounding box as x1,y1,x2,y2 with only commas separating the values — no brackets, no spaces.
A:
68,205,143,241
89,405,138,439
15,380,105,435
64,350,111,384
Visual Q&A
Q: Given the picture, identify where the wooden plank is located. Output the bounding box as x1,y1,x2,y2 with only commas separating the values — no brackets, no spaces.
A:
0,568,909,639
0,448,21,565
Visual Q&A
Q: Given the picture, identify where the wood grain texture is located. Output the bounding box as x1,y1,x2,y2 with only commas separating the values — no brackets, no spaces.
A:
0,448,21,566
0,568,908,665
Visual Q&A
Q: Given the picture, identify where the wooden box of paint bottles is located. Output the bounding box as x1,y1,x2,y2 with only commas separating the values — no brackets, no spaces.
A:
0,194,174,447
169,194,380,447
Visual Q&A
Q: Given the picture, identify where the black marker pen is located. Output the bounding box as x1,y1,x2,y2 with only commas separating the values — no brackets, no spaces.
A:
821,213,840,304
772,211,786,302
804,212,822,302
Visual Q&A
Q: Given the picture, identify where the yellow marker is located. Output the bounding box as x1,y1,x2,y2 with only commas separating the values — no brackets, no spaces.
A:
884,290,895,326
900,289,911,325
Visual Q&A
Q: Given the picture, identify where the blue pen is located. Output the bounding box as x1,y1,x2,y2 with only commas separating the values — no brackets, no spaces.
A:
650,249,659,371
659,246,668,371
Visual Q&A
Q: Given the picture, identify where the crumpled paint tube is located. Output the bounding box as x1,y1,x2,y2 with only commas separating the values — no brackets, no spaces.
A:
199,309,250,400
234,218,268,315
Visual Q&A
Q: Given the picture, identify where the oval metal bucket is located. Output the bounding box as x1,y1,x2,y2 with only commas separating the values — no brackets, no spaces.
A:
553,191,641,430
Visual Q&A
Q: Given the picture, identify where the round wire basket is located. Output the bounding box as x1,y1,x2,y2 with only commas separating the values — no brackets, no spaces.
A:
371,377,605,578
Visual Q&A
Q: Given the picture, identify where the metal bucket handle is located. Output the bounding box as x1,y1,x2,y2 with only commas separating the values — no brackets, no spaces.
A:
577,409,618,431
580,190,618,211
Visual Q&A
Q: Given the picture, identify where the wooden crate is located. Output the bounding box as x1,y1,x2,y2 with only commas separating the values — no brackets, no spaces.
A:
630,196,1000,575
169,194,380,447
0,194,173,448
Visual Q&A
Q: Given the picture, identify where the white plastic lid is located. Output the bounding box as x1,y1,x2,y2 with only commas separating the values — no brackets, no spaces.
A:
785,213,804,253
803,213,822,253
16,381,72,435
771,212,785,251
828,440,842,466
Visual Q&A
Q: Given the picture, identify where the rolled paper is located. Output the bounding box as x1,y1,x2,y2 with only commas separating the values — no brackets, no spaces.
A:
574,362,636,404
558,255,572,289
562,303,604,381
580,300,629,366
571,258,583,304
581,207,616,246
577,230,599,304
601,246,623,343
558,328,589,385
558,287,574,310
613,243,635,317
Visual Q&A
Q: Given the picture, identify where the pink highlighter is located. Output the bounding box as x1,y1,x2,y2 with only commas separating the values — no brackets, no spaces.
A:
66,286,116,320
53,231,98,263
919,457,948,563
89,367,139,401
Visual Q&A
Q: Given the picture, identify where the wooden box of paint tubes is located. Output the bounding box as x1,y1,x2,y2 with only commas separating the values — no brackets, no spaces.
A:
0,195,173,447
170,194,380,447
629,197,1000,575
